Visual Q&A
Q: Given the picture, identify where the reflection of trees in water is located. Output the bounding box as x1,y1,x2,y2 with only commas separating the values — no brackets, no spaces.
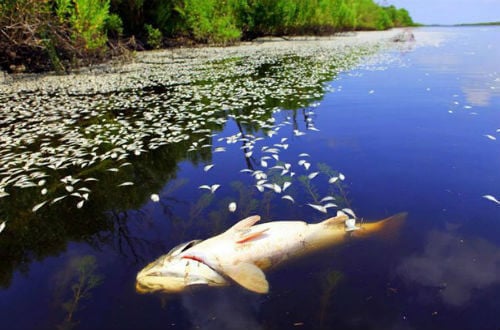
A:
0,141,203,288
55,255,103,330
0,49,364,291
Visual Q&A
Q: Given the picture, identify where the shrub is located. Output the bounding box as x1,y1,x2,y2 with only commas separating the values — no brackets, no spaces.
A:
106,13,124,38
144,24,163,49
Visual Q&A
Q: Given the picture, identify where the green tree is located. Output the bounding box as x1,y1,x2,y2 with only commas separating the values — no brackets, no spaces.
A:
175,0,241,43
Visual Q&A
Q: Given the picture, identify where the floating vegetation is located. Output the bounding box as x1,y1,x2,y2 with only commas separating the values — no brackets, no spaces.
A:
57,255,103,330
0,33,410,220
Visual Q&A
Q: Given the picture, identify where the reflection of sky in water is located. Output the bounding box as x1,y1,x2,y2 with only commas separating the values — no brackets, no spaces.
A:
413,27,500,107
398,230,500,306
181,289,262,330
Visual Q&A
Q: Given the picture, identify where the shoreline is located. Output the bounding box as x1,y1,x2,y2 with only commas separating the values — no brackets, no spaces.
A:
0,28,416,94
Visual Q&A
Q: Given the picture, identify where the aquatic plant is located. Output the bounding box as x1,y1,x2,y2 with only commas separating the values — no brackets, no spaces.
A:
58,255,103,330
318,269,343,328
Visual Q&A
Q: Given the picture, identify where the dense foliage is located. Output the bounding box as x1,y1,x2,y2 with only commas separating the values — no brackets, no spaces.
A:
0,0,414,72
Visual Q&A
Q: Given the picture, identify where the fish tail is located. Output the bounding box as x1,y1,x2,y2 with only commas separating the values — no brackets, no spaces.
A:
352,212,407,240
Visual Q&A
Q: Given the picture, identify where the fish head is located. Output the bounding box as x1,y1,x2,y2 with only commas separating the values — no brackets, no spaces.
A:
135,240,228,293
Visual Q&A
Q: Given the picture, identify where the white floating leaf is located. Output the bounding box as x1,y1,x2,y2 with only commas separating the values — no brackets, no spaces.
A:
77,200,85,209
328,177,339,184
485,134,497,140
483,195,500,205
245,151,253,158
65,185,74,193
319,196,335,203
118,182,134,187
323,203,337,209
299,153,310,157
298,159,306,166
339,173,346,181
214,147,226,152
204,164,215,172
150,194,160,202
273,184,282,194
264,148,280,154
341,208,356,218
0,221,5,234
255,185,265,192
210,184,220,193
262,183,276,191
228,202,237,212
308,203,327,213
308,172,319,180
32,201,48,212
282,181,292,191
282,195,295,203
41,188,48,195
51,195,67,204
304,162,311,170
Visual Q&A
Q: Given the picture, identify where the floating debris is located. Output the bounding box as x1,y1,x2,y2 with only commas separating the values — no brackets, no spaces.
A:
483,195,500,205
76,200,85,209
199,184,220,194
484,134,496,141
228,202,237,212
204,164,215,172
0,31,403,214
118,182,134,187
150,194,160,202
32,201,48,213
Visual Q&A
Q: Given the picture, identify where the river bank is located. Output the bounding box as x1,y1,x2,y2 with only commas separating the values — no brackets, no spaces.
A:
0,28,420,94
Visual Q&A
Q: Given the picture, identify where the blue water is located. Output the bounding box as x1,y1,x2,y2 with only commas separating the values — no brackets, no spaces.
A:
1,27,500,329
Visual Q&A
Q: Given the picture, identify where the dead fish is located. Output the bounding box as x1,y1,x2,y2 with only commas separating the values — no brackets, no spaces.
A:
136,212,407,294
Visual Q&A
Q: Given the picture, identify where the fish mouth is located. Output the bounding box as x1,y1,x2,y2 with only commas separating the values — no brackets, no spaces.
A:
135,256,228,293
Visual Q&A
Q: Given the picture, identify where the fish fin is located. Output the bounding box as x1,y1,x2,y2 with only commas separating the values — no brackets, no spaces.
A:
321,212,349,227
236,228,270,243
230,215,261,231
352,212,408,240
222,262,269,294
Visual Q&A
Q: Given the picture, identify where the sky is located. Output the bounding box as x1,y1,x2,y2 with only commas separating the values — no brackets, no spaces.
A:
383,0,500,25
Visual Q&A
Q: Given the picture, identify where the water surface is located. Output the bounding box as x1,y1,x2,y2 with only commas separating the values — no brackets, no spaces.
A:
1,27,500,330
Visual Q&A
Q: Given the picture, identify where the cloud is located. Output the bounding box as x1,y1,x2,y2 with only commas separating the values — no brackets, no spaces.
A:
397,231,500,306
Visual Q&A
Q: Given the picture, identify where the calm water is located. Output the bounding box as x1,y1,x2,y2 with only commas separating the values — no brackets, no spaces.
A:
1,27,500,329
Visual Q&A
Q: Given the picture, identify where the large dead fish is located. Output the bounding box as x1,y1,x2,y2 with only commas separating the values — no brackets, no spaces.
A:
136,212,406,294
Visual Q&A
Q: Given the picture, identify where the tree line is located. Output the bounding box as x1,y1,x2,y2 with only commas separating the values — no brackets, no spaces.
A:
0,0,415,73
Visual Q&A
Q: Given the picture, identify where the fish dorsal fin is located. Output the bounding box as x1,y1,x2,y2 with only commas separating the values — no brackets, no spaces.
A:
222,262,269,294
321,212,349,227
230,215,261,231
